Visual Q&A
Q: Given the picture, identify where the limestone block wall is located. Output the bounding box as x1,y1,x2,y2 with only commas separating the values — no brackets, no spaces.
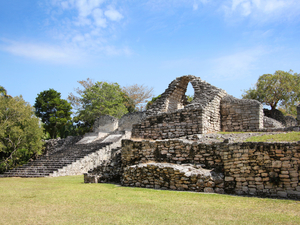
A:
118,112,146,131
122,163,224,193
221,95,264,131
94,115,118,133
264,117,284,129
84,147,122,183
131,108,205,140
121,139,300,199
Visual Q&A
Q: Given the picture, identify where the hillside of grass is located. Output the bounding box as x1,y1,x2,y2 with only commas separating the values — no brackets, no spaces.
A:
0,176,299,224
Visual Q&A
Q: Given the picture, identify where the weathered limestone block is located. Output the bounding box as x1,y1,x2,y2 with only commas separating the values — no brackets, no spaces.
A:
94,115,118,133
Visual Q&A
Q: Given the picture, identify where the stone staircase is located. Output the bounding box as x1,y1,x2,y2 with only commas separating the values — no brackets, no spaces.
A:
0,131,131,178
0,142,111,178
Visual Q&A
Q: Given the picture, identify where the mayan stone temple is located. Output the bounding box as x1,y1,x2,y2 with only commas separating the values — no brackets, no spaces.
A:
2,75,300,199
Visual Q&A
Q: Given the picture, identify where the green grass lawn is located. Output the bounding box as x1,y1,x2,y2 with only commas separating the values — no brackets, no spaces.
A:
0,176,299,224
245,132,300,142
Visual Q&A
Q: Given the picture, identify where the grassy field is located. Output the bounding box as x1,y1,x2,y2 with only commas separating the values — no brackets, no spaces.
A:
245,132,300,142
0,176,299,224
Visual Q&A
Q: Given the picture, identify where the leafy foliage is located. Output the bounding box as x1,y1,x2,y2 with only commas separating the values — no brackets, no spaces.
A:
34,89,72,139
146,95,161,110
72,82,129,132
0,86,7,97
242,70,300,116
0,95,44,173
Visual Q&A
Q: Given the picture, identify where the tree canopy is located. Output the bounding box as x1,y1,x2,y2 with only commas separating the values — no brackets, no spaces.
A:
68,78,154,112
34,89,72,139
242,70,300,116
75,81,129,123
122,84,154,110
0,95,44,173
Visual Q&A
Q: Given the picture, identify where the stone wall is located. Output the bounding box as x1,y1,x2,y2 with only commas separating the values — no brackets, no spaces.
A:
131,108,204,140
122,163,224,193
84,147,122,183
93,115,119,133
264,117,284,129
132,75,265,139
43,136,82,156
121,139,300,199
221,95,264,131
118,112,146,131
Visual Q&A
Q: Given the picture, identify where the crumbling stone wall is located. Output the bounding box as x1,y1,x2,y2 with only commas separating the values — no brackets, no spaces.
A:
94,115,118,133
132,75,228,139
132,75,265,139
122,163,224,193
264,117,285,129
93,112,146,133
220,95,264,131
118,112,146,131
121,139,300,199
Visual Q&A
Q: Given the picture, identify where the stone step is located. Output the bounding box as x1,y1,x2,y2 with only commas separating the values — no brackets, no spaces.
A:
0,138,116,178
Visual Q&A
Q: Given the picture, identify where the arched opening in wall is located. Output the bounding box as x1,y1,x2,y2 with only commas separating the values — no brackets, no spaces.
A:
165,76,192,113
185,82,194,103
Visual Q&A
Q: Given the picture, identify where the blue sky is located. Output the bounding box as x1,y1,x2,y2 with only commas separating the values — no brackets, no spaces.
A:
1,0,300,106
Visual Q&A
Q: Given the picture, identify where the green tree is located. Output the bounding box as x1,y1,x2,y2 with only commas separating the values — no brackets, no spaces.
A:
146,95,161,110
34,89,72,139
0,86,7,97
76,82,128,125
242,70,300,116
0,95,44,173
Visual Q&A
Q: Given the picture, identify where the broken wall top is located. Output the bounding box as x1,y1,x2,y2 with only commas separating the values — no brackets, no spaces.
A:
146,75,227,117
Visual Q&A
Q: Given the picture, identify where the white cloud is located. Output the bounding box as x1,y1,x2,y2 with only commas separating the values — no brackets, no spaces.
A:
1,40,82,64
44,0,129,59
92,8,107,27
104,7,123,21
221,0,300,22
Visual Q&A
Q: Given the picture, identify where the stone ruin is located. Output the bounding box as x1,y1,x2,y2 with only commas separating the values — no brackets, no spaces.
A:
84,75,300,199
132,75,264,140
2,75,299,199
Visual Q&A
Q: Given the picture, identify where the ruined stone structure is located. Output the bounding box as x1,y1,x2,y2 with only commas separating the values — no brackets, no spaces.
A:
132,75,263,140
120,139,300,199
84,75,300,199
2,75,299,199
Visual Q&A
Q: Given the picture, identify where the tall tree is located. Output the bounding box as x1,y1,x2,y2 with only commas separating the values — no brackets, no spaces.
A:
0,95,44,173
242,70,300,116
34,89,72,139
76,82,128,124
68,78,153,112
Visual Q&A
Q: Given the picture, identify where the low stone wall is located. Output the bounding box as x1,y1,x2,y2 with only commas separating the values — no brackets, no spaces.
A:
121,139,300,199
122,163,224,193
221,95,264,131
264,117,284,129
84,147,122,183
